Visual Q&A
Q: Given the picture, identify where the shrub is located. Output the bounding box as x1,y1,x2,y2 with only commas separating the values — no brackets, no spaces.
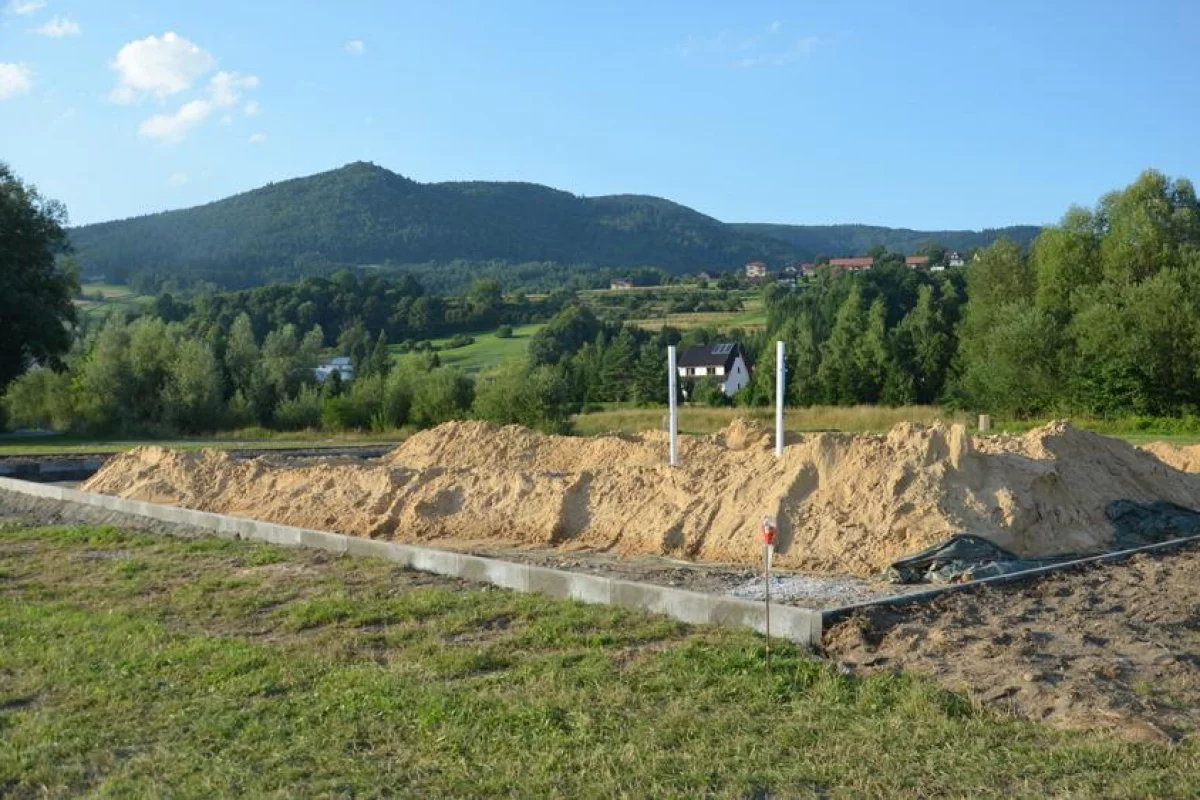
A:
472,363,573,433
2,368,76,431
495,325,514,339
410,367,474,428
446,333,475,350
274,385,324,431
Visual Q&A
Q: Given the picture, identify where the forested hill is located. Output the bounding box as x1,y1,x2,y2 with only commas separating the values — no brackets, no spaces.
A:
731,222,1042,257
70,161,1039,287
70,162,792,286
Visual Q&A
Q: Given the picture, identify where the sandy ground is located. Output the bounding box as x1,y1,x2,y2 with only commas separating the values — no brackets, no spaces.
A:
81,419,1200,578
824,542,1200,742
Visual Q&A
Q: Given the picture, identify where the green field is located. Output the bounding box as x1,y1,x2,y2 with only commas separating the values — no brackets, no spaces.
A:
391,323,543,373
2,521,1195,797
74,282,154,320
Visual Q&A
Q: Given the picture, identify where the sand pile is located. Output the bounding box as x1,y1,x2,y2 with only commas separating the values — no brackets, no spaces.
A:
1140,442,1200,473
83,420,1200,577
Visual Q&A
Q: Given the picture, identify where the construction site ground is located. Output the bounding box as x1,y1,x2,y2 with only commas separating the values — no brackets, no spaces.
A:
825,540,1200,743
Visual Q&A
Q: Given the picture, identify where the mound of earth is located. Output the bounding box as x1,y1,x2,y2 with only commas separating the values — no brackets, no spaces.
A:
82,420,1200,577
1141,441,1200,473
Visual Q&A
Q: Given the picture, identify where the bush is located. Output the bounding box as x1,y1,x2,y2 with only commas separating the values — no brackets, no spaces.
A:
410,367,474,428
446,333,475,350
2,368,77,431
321,375,384,431
274,385,324,431
472,363,573,433
495,325,514,339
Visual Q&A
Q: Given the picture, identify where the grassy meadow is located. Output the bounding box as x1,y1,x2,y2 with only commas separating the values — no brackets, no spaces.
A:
2,521,1197,797
390,323,544,373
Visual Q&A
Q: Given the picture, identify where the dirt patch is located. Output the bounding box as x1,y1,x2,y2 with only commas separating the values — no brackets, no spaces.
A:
824,543,1200,741
82,419,1200,577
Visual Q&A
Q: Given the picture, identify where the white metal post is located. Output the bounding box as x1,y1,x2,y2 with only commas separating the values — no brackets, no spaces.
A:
668,345,679,467
775,340,785,457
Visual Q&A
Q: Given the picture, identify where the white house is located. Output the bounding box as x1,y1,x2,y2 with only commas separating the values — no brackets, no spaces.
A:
677,342,752,397
314,356,355,383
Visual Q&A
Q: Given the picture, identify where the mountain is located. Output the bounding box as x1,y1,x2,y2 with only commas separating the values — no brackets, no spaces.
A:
70,162,1040,287
730,223,1042,258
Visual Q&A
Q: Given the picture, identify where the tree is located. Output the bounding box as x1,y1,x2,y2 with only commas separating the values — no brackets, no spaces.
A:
472,363,573,433
0,163,77,393
163,339,225,432
817,286,866,404
855,297,891,403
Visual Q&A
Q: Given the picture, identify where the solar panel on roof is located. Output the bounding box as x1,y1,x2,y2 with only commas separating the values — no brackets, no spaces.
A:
712,343,734,355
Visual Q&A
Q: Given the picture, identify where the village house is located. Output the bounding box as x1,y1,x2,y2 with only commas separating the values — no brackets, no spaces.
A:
314,356,355,383
947,250,965,267
905,255,931,269
696,271,713,282
744,261,769,281
610,278,634,290
677,342,752,397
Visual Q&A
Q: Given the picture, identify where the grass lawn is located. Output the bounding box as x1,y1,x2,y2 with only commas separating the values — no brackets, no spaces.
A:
1,522,1196,797
391,324,543,373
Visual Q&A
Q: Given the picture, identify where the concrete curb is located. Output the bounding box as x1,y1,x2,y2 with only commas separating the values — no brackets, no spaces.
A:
0,477,824,647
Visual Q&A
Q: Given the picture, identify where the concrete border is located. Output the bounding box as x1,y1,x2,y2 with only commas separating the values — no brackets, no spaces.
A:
0,477,824,647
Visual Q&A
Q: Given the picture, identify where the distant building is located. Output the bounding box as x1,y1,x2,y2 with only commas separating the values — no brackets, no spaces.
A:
905,255,931,269
610,278,634,290
947,250,965,268
677,342,752,397
314,356,354,383
744,261,769,280
697,271,713,282
829,257,874,271
800,262,817,277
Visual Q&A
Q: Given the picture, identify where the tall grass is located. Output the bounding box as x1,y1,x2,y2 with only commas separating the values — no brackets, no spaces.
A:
572,405,970,436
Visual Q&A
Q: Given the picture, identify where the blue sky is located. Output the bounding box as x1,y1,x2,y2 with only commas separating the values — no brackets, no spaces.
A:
2,1,1197,229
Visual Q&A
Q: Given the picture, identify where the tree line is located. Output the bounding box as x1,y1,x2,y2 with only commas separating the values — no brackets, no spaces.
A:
5,167,1200,436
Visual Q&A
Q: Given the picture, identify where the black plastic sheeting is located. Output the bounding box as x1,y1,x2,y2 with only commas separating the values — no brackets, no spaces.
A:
886,500,1200,585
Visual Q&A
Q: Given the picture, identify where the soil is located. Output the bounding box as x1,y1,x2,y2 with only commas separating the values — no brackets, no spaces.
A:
824,541,1200,742
81,419,1200,577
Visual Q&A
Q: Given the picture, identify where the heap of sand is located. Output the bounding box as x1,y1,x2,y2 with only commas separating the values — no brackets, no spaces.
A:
82,420,1200,577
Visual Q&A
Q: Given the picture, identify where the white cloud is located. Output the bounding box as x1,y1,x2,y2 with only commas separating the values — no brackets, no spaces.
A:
169,172,189,186
209,70,258,107
139,99,212,142
33,15,80,37
4,0,46,15
248,132,267,144
135,66,260,142
345,39,365,55
767,21,781,34
0,62,34,99
110,32,215,102
243,100,259,117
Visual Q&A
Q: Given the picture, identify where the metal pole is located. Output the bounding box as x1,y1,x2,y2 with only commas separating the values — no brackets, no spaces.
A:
775,340,785,458
668,345,679,467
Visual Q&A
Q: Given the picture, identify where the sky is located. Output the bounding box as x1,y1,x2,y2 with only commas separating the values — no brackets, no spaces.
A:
1,1,1198,229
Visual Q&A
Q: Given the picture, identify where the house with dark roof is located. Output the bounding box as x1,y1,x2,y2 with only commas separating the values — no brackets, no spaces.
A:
677,342,751,397
610,278,634,290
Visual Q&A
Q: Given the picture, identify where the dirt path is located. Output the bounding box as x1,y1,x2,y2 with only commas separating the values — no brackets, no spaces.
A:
824,542,1200,742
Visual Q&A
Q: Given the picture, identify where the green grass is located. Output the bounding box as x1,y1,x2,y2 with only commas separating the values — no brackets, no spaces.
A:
0,430,404,457
1,522,1198,797
391,323,543,373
